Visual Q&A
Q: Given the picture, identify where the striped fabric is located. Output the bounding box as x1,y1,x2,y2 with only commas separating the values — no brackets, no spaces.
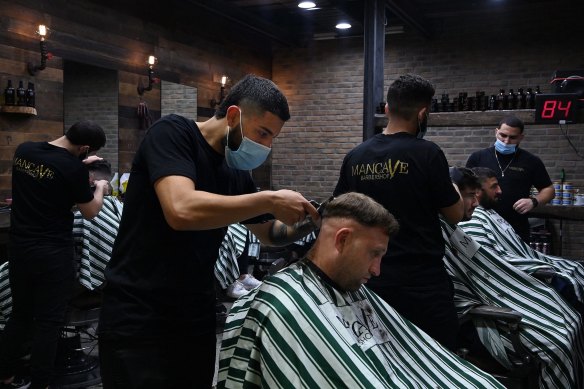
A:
460,207,584,302
441,220,584,388
214,223,317,289
72,196,123,290
218,259,503,388
0,261,10,330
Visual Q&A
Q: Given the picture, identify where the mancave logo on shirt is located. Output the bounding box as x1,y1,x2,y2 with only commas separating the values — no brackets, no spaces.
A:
351,159,408,181
13,157,55,180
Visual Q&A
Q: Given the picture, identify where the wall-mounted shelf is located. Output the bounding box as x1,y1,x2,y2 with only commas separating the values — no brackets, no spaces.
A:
0,105,37,116
375,108,584,129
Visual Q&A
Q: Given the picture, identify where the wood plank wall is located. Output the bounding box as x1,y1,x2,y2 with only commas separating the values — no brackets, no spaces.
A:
0,0,273,198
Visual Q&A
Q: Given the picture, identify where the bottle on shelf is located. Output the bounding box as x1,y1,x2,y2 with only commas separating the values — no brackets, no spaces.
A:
26,82,35,108
525,87,534,109
508,89,517,110
496,89,507,110
4,80,15,106
517,88,526,109
16,80,26,106
488,94,496,110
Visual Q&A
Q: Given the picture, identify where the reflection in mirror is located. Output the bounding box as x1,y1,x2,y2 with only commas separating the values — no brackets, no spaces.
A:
161,80,197,120
64,61,119,173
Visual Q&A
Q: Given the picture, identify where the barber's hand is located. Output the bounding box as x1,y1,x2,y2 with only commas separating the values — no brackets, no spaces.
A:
270,190,320,226
82,155,104,164
94,179,110,196
513,198,534,214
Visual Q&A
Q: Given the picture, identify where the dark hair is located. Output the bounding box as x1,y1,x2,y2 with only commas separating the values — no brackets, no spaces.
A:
86,159,112,177
322,192,399,237
215,74,290,121
449,167,480,191
498,115,524,133
386,74,435,120
65,120,106,152
471,167,498,185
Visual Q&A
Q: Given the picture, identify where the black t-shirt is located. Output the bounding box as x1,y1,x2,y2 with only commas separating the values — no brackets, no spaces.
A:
466,146,552,240
10,142,93,249
334,132,460,278
100,114,259,339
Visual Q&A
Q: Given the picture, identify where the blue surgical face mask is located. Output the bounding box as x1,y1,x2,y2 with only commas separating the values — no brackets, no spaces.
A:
225,108,271,170
494,139,517,154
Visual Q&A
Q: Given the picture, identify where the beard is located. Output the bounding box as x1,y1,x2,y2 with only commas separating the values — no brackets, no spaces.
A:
479,193,499,209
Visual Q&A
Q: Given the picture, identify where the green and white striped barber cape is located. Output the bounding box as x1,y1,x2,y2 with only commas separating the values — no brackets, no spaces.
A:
460,207,584,302
72,196,123,290
441,220,584,388
218,259,503,388
0,261,10,330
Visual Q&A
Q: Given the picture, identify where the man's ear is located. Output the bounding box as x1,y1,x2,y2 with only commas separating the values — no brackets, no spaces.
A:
334,228,351,253
226,105,241,128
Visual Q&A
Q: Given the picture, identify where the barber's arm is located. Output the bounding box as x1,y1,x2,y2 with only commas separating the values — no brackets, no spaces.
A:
439,183,464,224
513,184,555,214
246,216,318,247
77,179,109,219
154,175,319,231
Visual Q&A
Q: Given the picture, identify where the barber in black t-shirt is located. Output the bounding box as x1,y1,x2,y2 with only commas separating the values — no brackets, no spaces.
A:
334,74,464,351
466,115,555,242
98,75,319,389
0,121,109,389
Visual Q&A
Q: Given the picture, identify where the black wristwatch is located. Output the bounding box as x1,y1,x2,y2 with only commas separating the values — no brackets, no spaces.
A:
530,197,539,208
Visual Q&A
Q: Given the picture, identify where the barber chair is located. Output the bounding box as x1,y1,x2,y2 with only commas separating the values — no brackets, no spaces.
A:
458,305,541,389
50,289,102,389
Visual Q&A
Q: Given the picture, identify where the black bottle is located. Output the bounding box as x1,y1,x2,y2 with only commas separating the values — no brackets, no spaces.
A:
508,89,517,110
4,80,15,106
16,80,26,106
496,89,506,110
26,82,35,107
525,88,534,109
517,88,526,109
488,94,496,110
441,93,449,112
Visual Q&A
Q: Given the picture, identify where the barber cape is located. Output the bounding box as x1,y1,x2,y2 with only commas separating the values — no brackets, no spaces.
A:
72,196,123,290
441,220,584,388
0,261,9,330
214,223,317,290
460,206,584,302
218,259,502,388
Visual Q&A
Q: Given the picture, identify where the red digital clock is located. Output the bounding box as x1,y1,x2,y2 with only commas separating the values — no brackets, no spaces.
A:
534,93,579,124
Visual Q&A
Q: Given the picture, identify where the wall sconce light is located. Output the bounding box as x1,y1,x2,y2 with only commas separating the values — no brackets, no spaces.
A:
210,75,228,108
137,55,159,95
28,24,52,76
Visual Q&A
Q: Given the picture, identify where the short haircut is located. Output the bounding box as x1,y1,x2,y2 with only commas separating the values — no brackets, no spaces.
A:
471,167,498,185
498,115,525,133
65,120,106,152
386,74,435,120
322,192,399,237
449,167,480,191
215,74,291,122
86,159,112,177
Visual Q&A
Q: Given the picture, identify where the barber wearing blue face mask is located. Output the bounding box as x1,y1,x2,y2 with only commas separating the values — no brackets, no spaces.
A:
98,75,320,389
466,115,555,242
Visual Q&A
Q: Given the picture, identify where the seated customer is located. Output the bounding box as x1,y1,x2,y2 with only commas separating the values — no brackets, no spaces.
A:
460,167,584,304
218,192,503,388
444,167,584,388
73,160,123,291
215,223,261,299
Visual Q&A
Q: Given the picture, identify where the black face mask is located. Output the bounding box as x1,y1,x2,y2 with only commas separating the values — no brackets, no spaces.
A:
78,148,89,161
416,112,428,139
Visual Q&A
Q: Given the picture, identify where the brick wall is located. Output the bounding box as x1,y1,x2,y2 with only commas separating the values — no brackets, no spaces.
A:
64,62,118,172
272,5,584,258
161,80,197,120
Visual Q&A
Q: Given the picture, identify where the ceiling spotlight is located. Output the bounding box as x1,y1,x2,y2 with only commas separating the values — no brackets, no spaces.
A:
335,22,351,30
298,1,316,9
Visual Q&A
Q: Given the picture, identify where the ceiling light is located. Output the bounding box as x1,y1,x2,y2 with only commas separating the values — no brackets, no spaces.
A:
298,1,316,9
335,22,351,30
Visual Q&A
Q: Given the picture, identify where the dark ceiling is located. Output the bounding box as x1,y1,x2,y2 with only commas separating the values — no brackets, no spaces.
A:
95,0,581,47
